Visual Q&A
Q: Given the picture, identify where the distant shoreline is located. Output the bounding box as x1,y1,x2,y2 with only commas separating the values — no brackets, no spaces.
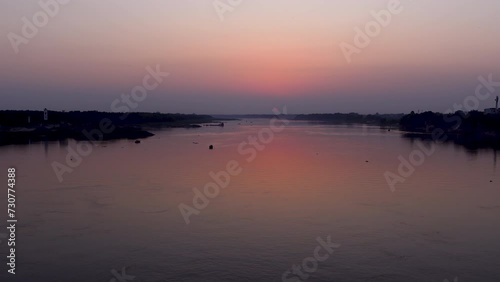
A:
399,111,500,149
0,110,215,146
2,110,499,149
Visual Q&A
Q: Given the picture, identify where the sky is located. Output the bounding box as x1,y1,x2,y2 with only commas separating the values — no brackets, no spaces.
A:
1,0,500,114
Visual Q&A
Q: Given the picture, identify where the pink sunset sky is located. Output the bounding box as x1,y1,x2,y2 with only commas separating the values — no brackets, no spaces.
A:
1,0,499,114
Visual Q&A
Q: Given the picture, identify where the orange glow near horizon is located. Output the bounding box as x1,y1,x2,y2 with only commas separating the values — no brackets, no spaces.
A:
2,0,500,113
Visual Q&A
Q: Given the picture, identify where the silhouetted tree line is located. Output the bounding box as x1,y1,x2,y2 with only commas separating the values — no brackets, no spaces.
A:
400,111,500,149
0,110,213,127
0,110,215,145
294,113,403,126
399,111,500,133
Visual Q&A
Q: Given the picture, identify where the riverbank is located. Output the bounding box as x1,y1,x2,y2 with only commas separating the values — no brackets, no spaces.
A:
0,110,215,145
400,111,500,149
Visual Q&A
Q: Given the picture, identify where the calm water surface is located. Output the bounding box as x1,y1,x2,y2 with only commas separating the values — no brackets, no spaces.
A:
0,120,499,281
